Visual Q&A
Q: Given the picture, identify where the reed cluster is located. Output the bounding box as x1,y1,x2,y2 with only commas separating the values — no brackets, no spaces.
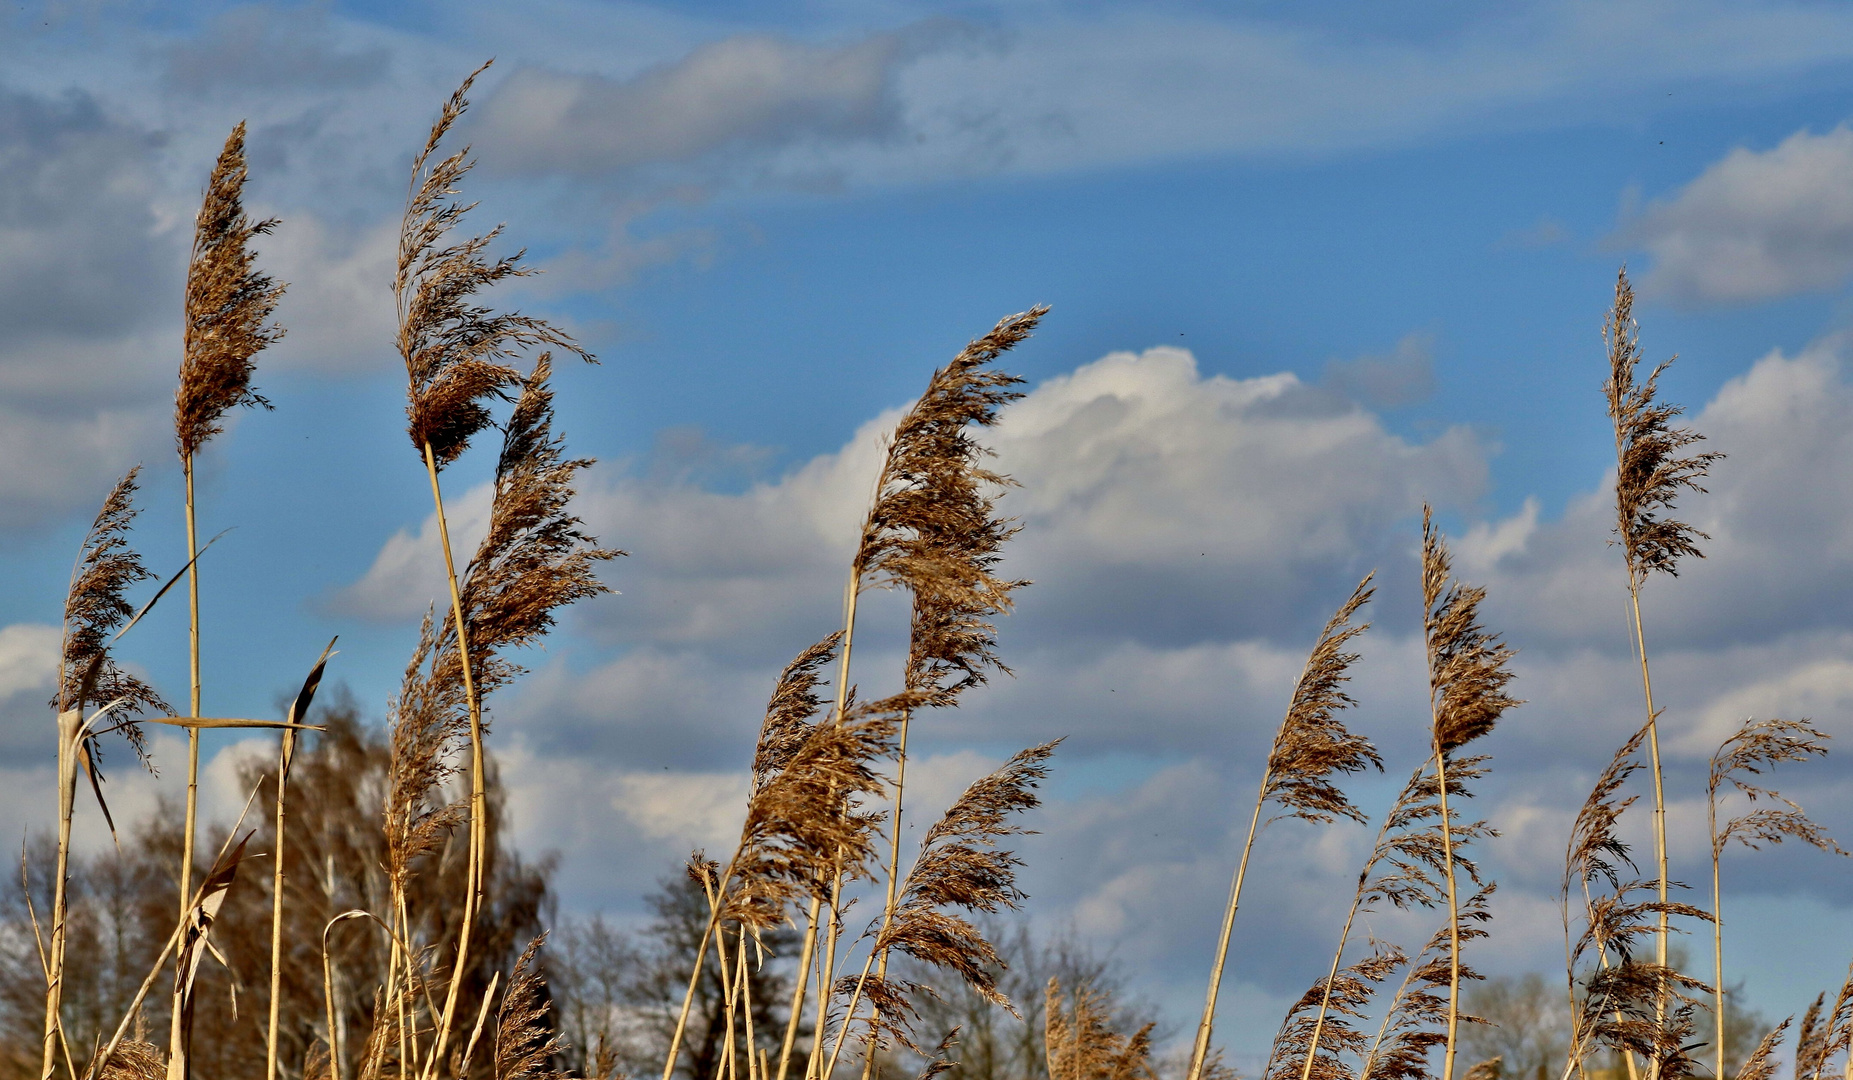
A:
15,63,1853,1080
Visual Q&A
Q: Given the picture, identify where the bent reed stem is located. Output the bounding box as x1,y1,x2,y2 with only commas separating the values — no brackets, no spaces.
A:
1187,768,1271,1080
416,439,486,1080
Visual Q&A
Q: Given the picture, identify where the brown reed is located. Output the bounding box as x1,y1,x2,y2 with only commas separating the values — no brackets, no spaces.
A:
1187,573,1379,1080
1604,267,1720,1078
1357,889,1494,1080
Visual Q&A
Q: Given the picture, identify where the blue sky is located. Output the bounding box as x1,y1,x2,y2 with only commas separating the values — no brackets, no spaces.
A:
10,0,1853,1065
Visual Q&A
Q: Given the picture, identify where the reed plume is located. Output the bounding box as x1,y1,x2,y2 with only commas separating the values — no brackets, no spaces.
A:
393,62,597,1074
1708,717,1843,1080
1793,964,1853,1080
493,936,565,1080
1357,889,1494,1080
1605,267,1720,1076
1563,727,1711,1080
777,308,1042,1080
1562,726,1646,1080
1044,978,1157,1080
827,740,1057,1071
1419,507,1518,1080
1187,574,1380,1080
387,351,614,1075
1265,941,1406,1080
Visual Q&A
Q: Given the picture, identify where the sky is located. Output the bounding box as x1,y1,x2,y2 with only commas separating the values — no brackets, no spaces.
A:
8,0,1853,1066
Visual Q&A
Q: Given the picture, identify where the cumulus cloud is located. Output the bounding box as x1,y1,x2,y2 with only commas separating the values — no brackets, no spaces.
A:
1626,126,1853,305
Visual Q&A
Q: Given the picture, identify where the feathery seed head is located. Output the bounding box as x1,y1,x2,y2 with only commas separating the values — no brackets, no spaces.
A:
1421,508,1520,755
1605,267,1721,584
1265,573,1382,825
58,469,171,764
398,62,593,470
176,121,284,460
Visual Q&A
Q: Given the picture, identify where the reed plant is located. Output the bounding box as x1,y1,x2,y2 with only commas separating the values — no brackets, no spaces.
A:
20,68,1853,1080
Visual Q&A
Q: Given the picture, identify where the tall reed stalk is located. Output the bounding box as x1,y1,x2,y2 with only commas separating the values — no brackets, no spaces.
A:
46,472,171,1080
172,118,284,1078
1186,574,1378,1080
1603,268,1718,1079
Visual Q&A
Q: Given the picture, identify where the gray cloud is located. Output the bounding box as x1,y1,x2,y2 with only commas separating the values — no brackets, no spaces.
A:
1625,126,1853,305
162,5,390,97
474,32,909,179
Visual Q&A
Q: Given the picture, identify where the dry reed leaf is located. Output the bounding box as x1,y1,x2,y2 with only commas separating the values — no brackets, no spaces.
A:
396,62,592,471
1459,1060,1501,1080
175,121,284,460
169,832,253,1080
1605,268,1720,583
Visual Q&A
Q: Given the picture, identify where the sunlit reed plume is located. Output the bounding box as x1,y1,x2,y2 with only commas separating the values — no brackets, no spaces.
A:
1604,266,1721,1077
1188,574,1380,1080
388,349,615,1076
1561,725,1645,1080
830,740,1057,1071
1420,506,1518,1080
1708,717,1843,1080
1356,890,1493,1080
1266,941,1406,1080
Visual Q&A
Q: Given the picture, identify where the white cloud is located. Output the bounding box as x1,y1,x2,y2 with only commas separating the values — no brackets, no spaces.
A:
328,481,495,621
1627,126,1853,305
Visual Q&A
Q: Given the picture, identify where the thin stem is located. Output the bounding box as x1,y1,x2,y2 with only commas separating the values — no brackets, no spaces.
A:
1434,747,1462,1080
808,884,845,1080
1629,584,1669,1080
739,932,758,1080
776,914,819,1080
40,709,79,1080
1710,785,1724,1080
858,708,914,1080
175,453,203,1080
1188,767,1272,1080
827,946,880,1080
268,727,296,1080
418,439,486,1080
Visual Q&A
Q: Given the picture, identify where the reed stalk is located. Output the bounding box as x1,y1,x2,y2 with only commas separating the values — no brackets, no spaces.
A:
1604,268,1719,1080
